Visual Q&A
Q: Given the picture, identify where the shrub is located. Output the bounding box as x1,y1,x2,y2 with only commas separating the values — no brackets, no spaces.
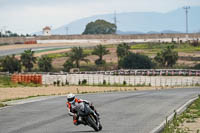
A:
154,45,178,68
103,80,106,85
66,80,69,85
95,59,106,65
119,53,154,69
0,55,21,73
63,60,74,72
82,79,87,85
190,41,200,47
57,80,60,86
194,64,200,70
53,81,57,86
123,81,127,85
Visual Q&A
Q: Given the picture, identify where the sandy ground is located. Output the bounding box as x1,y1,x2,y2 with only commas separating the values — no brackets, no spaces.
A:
180,118,200,133
0,86,165,102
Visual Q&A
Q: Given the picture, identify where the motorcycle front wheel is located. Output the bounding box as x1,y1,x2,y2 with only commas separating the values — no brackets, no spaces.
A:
87,115,99,131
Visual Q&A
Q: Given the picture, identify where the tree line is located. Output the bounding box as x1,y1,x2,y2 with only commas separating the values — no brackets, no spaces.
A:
0,49,52,73
0,31,36,38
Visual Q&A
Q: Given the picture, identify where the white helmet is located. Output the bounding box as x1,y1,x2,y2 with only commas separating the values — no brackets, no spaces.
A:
67,93,75,103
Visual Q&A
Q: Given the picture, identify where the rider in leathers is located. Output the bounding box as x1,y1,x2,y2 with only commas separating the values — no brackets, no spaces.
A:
66,93,99,125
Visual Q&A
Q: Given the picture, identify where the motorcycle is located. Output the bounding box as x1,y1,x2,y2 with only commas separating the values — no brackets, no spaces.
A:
74,102,102,131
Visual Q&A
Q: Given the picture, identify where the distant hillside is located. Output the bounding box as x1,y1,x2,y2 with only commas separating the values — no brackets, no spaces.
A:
36,6,200,35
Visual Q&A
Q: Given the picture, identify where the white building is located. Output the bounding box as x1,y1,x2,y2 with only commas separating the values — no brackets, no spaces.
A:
43,26,51,36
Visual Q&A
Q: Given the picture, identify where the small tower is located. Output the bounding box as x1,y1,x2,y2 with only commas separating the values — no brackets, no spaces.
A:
43,26,51,36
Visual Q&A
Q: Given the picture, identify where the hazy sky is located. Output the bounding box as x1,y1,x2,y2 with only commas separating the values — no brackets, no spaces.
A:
0,0,199,34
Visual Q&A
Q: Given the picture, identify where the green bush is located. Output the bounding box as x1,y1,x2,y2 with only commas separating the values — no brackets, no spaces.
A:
95,59,106,65
0,55,21,73
0,103,6,107
82,79,87,85
154,45,178,68
119,53,154,69
63,60,74,72
103,80,106,85
190,41,200,47
0,76,13,87
194,64,200,70
123,81,127,85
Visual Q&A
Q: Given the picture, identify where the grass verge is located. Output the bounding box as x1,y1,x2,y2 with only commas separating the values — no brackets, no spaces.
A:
35,48,66,53
0,103,7,108
131,43,200,53
163,95,200,133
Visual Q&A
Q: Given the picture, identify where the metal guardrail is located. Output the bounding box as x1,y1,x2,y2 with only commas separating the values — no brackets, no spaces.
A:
69,69,200,76
1,69,200,76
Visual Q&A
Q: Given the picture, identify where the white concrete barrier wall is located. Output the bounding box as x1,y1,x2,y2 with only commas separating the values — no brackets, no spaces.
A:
42,74,200,87
42,75,68,85
37,38,193,44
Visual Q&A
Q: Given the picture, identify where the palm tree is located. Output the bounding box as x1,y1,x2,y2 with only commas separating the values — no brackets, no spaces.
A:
92,44,110,65
154,45,178,67
116,43,130,59
38,55,52,72
68,47,89,68
20,49,36,72
0,55,21,73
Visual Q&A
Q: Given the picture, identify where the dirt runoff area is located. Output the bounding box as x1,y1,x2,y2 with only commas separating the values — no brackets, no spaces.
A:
0,86,167,102
180,118,200,133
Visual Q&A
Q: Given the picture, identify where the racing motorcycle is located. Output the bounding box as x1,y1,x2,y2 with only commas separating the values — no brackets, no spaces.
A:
74,102,102,131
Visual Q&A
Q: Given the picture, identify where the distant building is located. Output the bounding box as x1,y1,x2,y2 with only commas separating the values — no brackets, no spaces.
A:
43,26,51,36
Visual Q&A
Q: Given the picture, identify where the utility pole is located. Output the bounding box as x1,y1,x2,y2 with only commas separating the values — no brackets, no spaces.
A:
66,27,69,35
113,11,118,33
183,6,190,33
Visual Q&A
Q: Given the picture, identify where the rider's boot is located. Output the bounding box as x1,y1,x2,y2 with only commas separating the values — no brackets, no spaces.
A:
95,110,100,117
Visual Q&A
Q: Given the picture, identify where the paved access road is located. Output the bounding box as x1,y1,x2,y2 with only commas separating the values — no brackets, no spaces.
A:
0,44,96,56
0,46,71,56
0,88,200,133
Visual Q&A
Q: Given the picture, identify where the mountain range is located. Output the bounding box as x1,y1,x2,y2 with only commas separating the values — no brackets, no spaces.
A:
36,6,200,35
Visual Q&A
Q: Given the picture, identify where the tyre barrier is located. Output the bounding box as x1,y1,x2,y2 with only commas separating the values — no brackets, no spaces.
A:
24,41,37,44
11,74,42,84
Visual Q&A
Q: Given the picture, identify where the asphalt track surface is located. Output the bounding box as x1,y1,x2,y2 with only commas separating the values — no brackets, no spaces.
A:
0,88,200,133
0,45,95,56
